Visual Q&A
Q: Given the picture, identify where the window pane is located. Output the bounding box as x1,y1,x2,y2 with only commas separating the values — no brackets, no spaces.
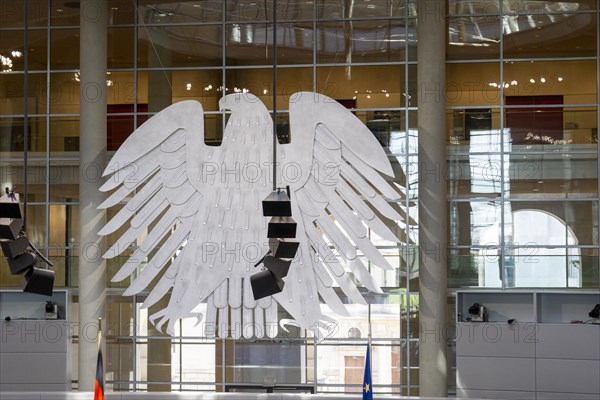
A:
227,0,314,22
226,23,312,66
24,204,47,246
227,340,306,385
48,160,78,202
0,160,46,202
503,60,597,105
226,67,313,107
447,16,501,60
50,116,79,153
50,28,79,70
174,342,216,385
505,250,582,288
139,70,224,113
446,108,502,147
507,152,597,199
139,1,223,24
138,25,223,68
503,13,596,58
503,1,597,14
448,248,502,288
446,62,501,107
317,0,407,19
107,0,137,25
447,152,508,198
106,338,135,391
316,65,403,108
449,200,502,246
316,20,407,63
108,28,134,69
49,73,79,114
1,0,48,28
507,201,598,246
50,0,80,27
27,29,48,70
0,30,25,72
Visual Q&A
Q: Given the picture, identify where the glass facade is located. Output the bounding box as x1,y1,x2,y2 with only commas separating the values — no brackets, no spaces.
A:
0,0,598,395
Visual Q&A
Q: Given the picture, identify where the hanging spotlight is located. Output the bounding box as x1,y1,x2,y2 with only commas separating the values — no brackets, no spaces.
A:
251,187,299,300
0,189,55,296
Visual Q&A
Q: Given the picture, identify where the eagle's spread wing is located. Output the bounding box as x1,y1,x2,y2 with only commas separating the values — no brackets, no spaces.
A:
100,98,277,337
275,92,403,333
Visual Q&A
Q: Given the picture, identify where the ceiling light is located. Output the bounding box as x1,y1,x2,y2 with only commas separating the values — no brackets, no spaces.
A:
530,78,536,83
557,77,563,82
540,77,546,83
186,83,192,91
11,51,22,58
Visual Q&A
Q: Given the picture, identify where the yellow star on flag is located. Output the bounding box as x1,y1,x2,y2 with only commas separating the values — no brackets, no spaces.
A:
364,383,370,393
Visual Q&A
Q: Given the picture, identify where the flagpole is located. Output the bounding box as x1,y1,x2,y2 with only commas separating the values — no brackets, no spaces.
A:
97,317,102,349
368,306,372,388
94,318,105,400
362,305,373,400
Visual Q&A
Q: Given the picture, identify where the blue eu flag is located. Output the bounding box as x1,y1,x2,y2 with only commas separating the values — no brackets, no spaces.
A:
363,344,373,400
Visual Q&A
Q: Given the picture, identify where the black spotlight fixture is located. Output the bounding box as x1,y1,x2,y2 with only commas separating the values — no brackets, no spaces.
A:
589,304,600,319
467,302,488,322
0,190,55,296
251,187,300,300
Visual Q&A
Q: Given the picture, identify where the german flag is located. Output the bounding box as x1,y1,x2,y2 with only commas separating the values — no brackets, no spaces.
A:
94,319,104,400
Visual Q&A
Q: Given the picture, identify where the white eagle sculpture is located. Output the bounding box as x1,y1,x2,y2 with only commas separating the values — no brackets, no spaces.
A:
98,92,403,339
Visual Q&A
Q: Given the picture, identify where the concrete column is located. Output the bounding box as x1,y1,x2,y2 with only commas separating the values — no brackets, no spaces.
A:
145,20,173,392
78,0,107,391
417,0,447,397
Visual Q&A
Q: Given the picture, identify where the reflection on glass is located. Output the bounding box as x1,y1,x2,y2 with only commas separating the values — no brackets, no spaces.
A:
106,339,135,391
316,65,403,107
507,153,598,198
228,340,305,384
172,342,216,386
225,68,313,107
138,25,222,68
50,0,80,26
503,60,597,105
226,23,317,65
139,0,223,24
448,248,501,288
316,20,407,63
446,63,501,107
50,116,79,152
0,30,25,72
503,13,596,58
317,0,407,19
447,16,501,60
108,28,135,69
50,29,79,70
